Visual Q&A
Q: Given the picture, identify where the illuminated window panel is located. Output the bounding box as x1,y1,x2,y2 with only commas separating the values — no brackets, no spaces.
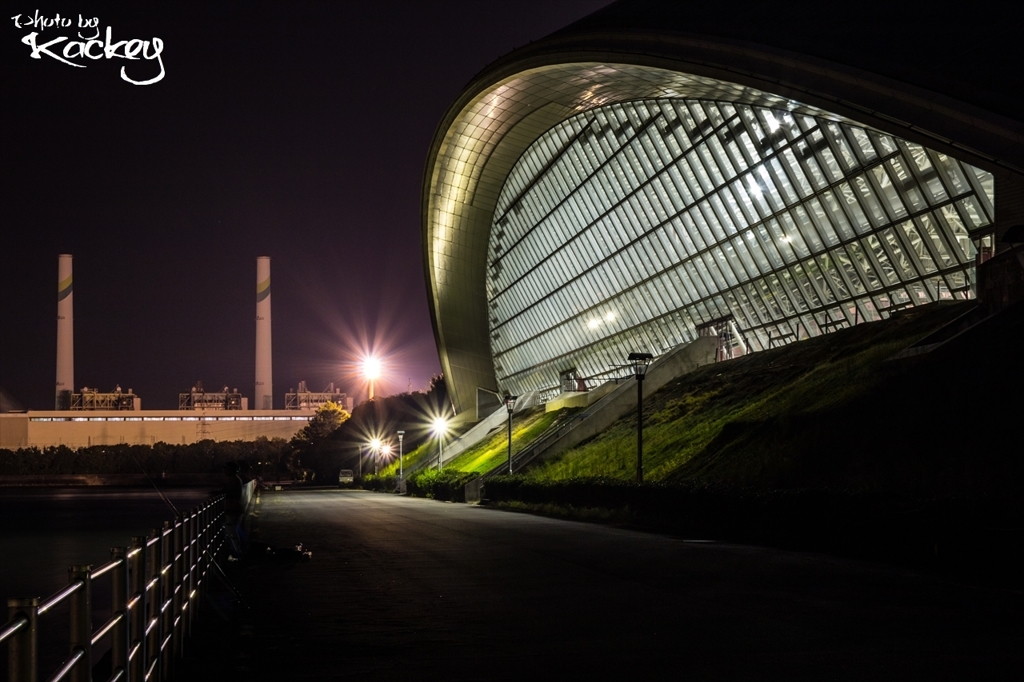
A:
488,99,993,398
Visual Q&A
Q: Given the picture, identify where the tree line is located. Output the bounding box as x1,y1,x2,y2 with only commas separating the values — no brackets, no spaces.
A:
0,375,451,484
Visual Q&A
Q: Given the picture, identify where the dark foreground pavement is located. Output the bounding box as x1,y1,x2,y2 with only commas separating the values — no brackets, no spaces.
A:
179,490,1022,680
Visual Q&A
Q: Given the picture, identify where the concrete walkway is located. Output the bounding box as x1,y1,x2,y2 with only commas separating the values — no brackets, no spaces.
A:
179,490,1023,680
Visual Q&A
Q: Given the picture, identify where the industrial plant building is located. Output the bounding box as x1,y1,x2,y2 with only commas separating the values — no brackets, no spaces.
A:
0,257,350,449
423,0,1024,418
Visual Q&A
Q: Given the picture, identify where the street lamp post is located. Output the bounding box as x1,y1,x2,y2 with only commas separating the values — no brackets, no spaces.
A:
505,394,517,474
432,418,448,471
397,430,405,479
363,356,381,401
628,352,653,484
370,438,382,475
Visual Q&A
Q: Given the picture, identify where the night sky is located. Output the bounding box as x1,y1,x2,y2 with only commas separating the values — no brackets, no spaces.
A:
1,0,612,410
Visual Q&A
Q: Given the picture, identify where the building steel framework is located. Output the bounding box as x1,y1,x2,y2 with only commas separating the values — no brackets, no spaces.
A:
487,98,992,398
423,48,1020,417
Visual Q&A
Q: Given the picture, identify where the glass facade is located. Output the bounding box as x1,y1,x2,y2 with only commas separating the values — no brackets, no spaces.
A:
488,99,994,398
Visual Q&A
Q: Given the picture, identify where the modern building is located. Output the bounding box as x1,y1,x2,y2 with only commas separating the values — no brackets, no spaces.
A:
423,0,1024,418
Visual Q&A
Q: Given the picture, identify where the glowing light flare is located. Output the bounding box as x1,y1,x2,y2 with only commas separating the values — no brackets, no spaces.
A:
369,437,382,452
746,176,763,197
431,417,449,436
588,311,616,330
363,357,382,381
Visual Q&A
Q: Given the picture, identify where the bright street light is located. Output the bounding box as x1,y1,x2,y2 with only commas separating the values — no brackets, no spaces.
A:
369,438,382,474
363,356,382,400
432,417,448,471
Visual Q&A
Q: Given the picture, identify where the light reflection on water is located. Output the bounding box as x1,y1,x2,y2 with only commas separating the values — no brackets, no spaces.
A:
0,486,217,673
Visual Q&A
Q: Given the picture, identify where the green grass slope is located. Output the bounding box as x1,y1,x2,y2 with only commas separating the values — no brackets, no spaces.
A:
529,300,1023,499
445,407,577,474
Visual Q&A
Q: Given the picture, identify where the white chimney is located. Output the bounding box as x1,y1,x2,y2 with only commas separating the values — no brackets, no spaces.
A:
255,256,273,410
56,254,74,409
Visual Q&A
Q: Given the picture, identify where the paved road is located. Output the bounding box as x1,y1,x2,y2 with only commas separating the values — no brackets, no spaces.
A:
192,490,1022,680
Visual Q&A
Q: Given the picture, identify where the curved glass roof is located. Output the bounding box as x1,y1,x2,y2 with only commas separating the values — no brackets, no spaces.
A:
487,98,993,397
424,61,1001,416
426,63,861,414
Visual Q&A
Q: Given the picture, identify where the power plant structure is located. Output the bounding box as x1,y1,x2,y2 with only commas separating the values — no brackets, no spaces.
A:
55,254,73,409
179,381,247,410
285,382,353,412
71,387,141,411
255,256,273,410
0,256,346,449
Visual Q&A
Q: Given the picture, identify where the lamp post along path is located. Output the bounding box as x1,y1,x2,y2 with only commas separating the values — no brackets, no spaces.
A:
369,438,382,475
432,418,448,471
628,352,653,485
363,356,381,401
505,395,518,474
397,430,405,480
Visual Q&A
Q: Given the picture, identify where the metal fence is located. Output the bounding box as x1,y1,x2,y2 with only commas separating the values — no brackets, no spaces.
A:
2,494,231,682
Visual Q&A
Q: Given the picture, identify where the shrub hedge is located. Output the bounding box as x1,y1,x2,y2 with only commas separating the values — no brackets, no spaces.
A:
482,476,1023,572
406,468,479,502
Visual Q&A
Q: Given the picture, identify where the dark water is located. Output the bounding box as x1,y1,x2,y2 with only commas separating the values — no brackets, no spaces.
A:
0,486,217,673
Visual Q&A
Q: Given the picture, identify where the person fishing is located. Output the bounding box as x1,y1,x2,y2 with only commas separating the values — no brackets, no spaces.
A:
222,461,245,559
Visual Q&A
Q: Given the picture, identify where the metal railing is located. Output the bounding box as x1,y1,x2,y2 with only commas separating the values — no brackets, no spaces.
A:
2,496,228,682
503,411,590,476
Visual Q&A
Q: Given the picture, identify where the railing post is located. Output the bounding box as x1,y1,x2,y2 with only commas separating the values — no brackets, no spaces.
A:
68,565,92,682
194,505,206,608
129,536,147,682
171,515,185,664
160,520,175,681
146,528,163,682
163,518,182,675
6,597,39,682
110,547,130,681
186,507,198,632
181,509,191,640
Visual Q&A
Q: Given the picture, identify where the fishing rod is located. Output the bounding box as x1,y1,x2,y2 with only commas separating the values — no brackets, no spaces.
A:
129,451,252,610
129,451,180,516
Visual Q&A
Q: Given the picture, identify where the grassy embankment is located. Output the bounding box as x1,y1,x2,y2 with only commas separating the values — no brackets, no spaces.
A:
367,407,578,499
443,407,572,474
527,300,1018,496
483,301,1024,580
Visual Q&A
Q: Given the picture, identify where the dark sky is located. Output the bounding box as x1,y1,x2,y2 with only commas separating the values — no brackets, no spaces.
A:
1,0,612,410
